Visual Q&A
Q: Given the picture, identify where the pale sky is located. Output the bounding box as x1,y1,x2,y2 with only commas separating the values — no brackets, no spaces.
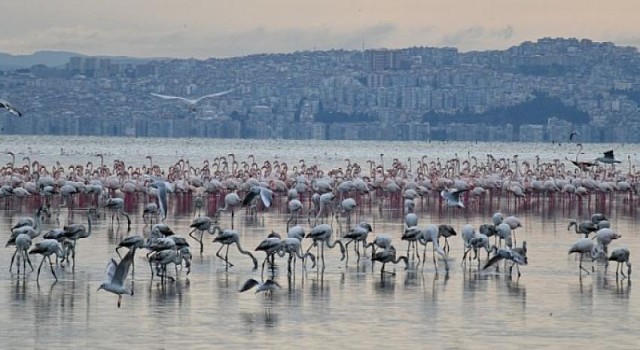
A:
1,0,639,58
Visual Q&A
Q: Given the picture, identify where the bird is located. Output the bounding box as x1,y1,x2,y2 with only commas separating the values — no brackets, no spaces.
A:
239,278,280,297
595,150,621,164
255,231,283,277
0,98,22,117
438,224,457,253
188,216,220,254
440,188,468,208
150,88,234,112
242,185,273,217
568,238,599,275
342,222,373,262
607,248,631,279
11,205,49,231
483,246,527,277
286,199,305,231
97,248,135,308
148,180,169,221
29,239,64,282
567,220,598,238
569,130,579,141
305,224,346,267
216,192,242,228
212,229,258,269
372,245,409,276
62,208,95,268
105,197,132,229
9,233,34,274
115,234,146,276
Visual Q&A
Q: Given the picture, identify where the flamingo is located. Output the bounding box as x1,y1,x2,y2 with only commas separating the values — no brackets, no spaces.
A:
372,245,409,276
568,238,600,275
62,208,95,268
188,216,220,254
305,224,345,268
438,224,457,253
567,220,598,238
607,248,631,279
29,239,64,282
255,231,282,278
105,197,131,229
217,192,241,228
483,246,527,277
277,237,316,273
9,233,34,274
286,199,305,231
212,229,258,269
115,234,146,276
342,222,372,262
417,224,449,273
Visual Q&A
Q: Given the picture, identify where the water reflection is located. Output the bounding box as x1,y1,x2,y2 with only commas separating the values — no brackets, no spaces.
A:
2,137,640,348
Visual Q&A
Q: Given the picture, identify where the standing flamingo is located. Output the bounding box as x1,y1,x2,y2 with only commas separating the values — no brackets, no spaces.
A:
188,216,220,254
212,229,258,269
29,239,63,282
305,224,345,268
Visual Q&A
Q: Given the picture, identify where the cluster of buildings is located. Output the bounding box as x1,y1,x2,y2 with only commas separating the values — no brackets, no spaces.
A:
1,37,640,142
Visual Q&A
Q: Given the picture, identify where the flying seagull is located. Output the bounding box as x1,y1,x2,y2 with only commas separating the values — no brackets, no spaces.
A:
0,99,22,117
440,188,469,208
569,130,579,141
595,150,621,164
239,278,280,297
97,248,135,308
150,88,235,112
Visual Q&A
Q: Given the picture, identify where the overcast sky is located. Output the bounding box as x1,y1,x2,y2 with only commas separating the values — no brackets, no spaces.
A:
1,0,639,59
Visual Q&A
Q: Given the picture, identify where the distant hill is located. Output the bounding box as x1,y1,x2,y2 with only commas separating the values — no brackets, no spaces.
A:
423,93,590,126
0,50,160,70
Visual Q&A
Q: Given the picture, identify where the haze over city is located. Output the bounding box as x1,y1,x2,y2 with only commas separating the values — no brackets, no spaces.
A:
1,0,639,58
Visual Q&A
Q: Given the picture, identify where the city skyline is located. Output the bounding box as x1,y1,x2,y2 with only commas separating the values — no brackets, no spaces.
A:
1,1,640,59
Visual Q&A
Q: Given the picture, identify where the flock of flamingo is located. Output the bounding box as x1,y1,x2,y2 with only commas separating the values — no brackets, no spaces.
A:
0,146,636,307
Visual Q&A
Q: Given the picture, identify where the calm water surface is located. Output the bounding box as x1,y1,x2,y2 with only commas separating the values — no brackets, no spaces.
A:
0,136,639,349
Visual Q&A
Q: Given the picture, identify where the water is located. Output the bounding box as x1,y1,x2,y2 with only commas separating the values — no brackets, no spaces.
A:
0,136,639,349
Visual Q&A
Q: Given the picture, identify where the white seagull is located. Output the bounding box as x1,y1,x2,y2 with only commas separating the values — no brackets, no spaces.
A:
440,188,469,208
239,278,280,297
97,248,135,308
150,88,235,112
0,99,22,117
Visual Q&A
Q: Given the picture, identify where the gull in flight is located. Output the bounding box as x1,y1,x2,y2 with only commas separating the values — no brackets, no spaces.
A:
0,99,22,117
97,248,135,308
239,278,280,297
440,188,469,208
150,88,235,112
595,150,621,164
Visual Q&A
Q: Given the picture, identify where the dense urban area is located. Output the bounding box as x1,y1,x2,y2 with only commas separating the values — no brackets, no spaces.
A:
1,37,640,142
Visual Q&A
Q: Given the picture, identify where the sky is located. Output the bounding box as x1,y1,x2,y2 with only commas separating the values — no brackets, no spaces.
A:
1,0,639,59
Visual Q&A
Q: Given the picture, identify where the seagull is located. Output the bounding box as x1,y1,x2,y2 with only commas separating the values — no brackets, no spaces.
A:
242,185,273,208
239,278,280,297
440,188,469,208
148,179,169,221
569,130,579,141
595,150,621,164
150,88,234,112
97,248,135,308
0,99,22,117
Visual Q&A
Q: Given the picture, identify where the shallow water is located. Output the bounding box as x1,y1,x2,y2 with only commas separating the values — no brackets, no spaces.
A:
0,136,638,349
